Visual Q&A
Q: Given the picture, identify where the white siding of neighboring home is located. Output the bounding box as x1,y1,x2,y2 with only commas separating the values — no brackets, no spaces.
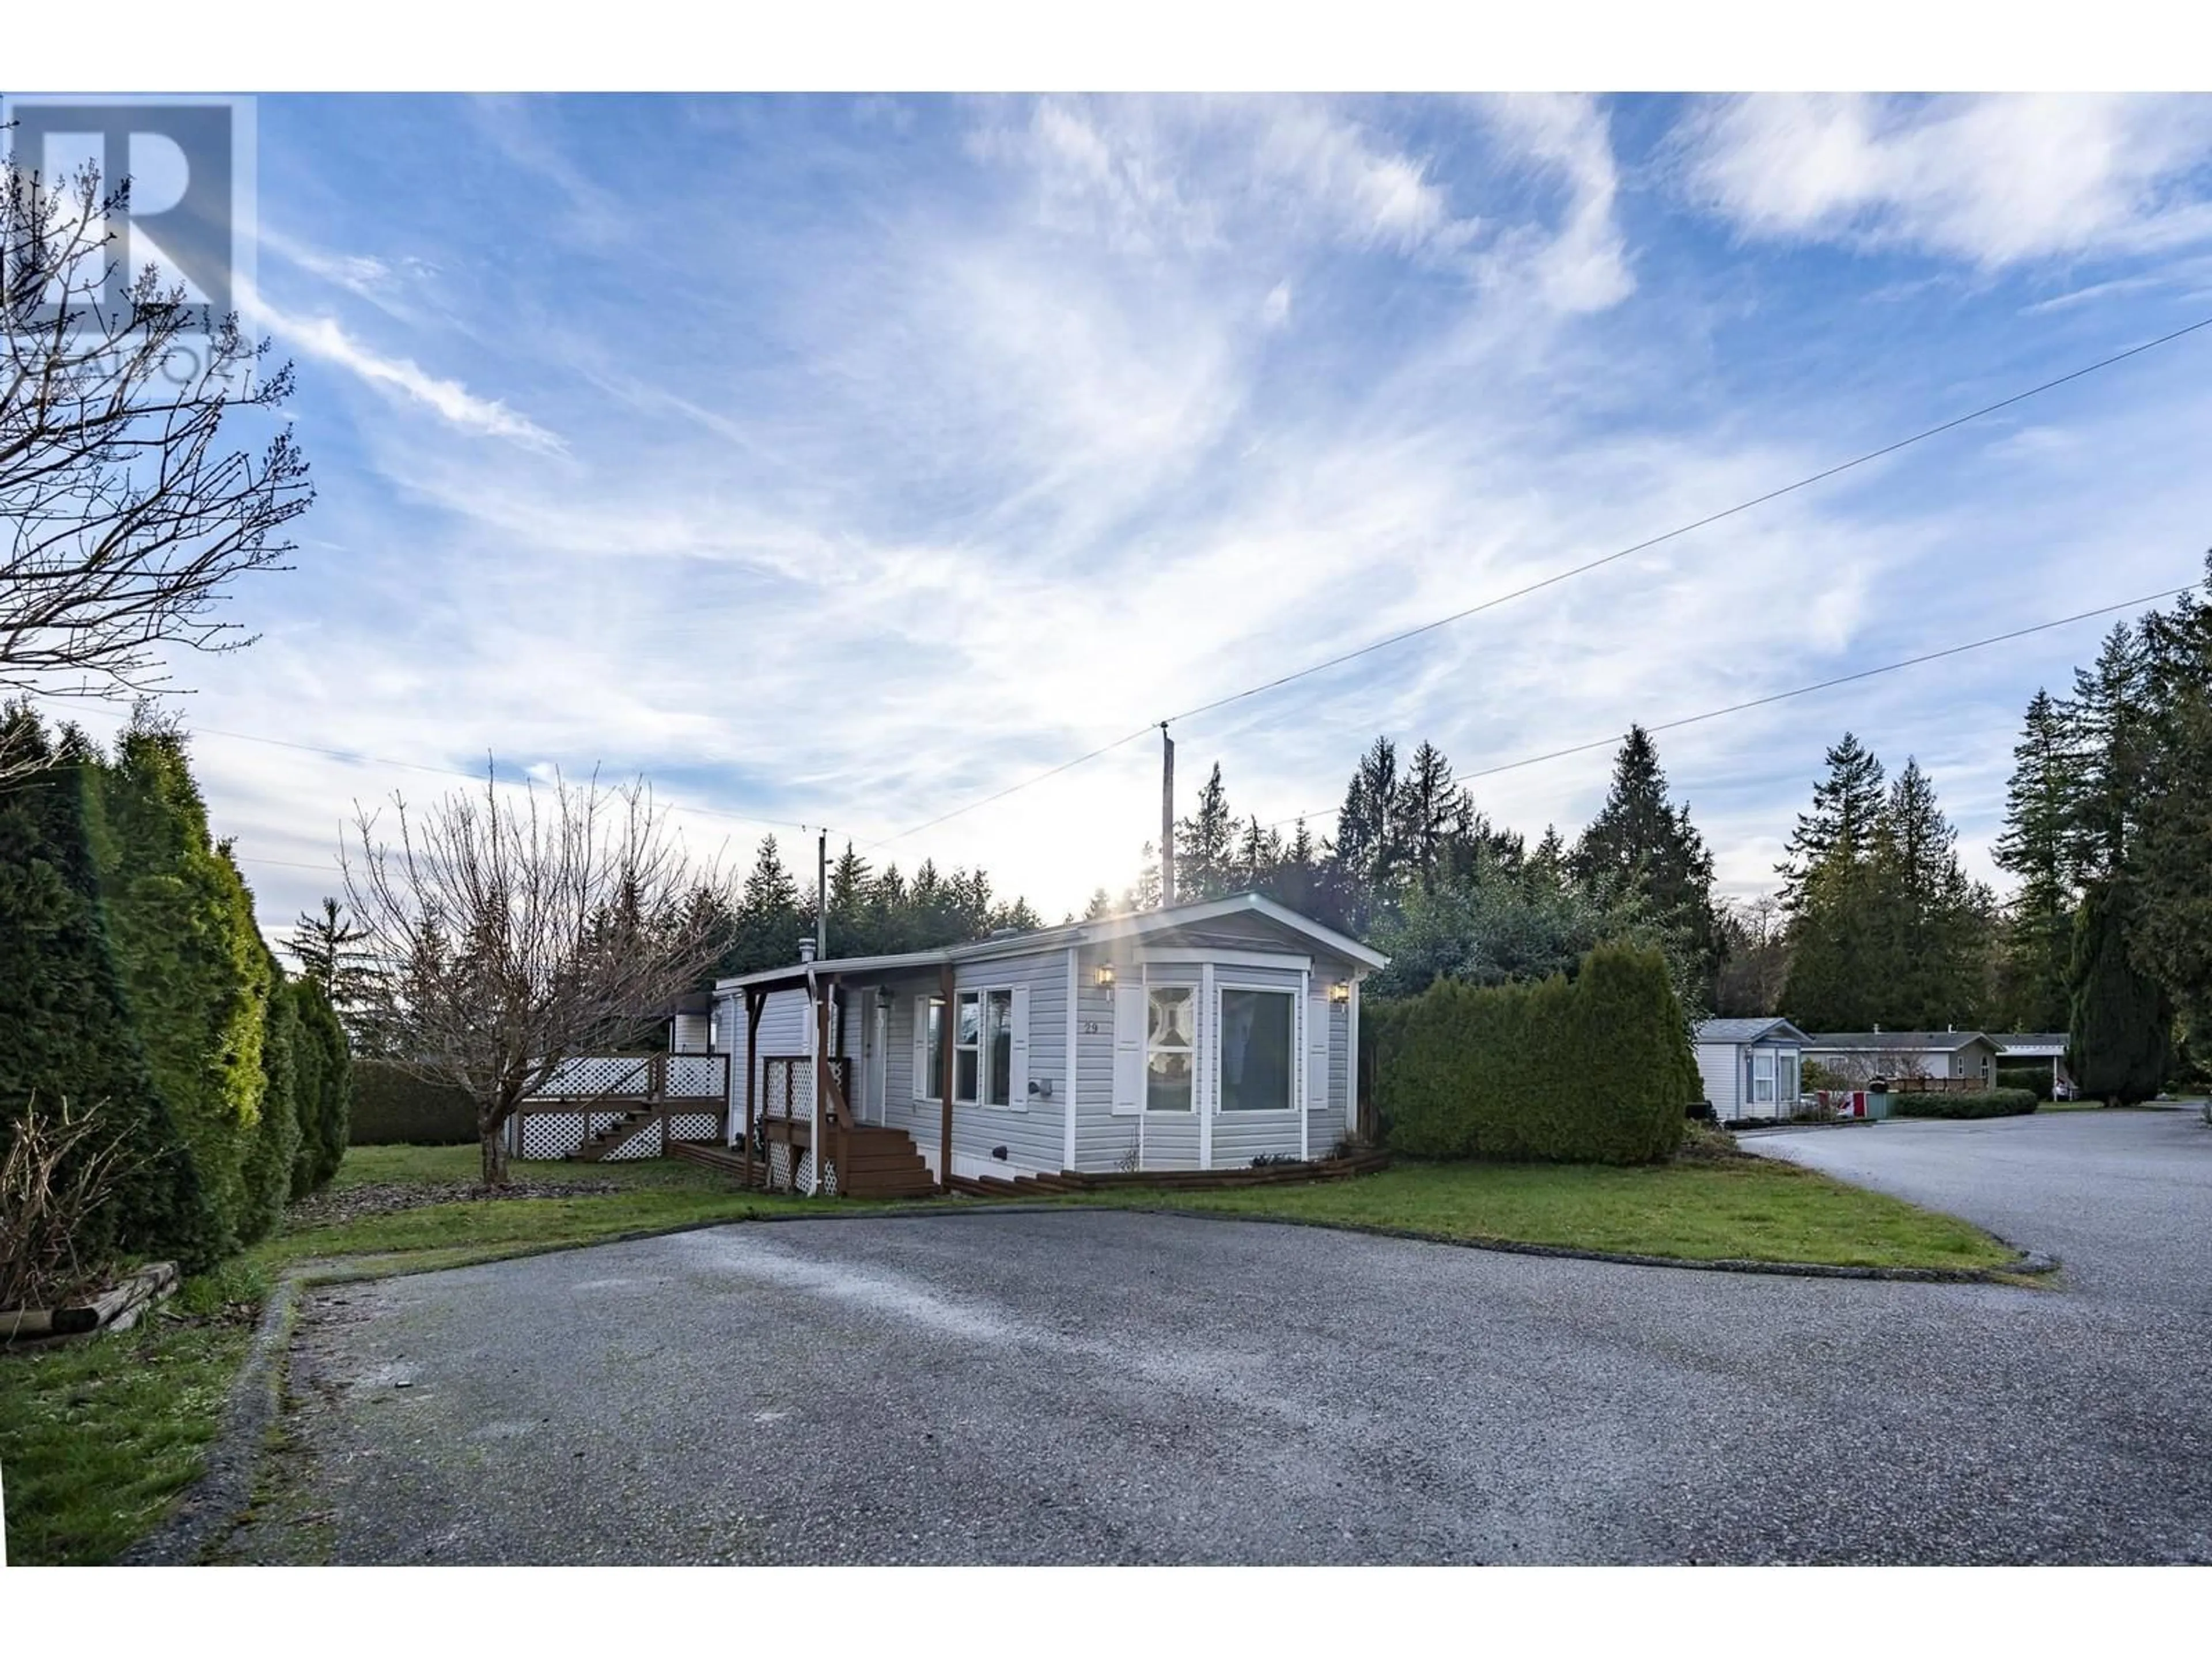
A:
1695,1043,1743,1122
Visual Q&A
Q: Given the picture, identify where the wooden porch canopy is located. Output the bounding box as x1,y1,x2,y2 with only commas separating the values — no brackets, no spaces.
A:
726,952,959,1195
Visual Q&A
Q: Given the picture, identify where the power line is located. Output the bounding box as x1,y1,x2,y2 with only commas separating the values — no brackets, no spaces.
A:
1257,582,2203,832
870,722,1160,847
870,312,2212,844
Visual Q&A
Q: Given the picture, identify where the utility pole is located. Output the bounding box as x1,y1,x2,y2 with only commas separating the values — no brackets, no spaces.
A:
1160,722,1176,908
816,828,828,962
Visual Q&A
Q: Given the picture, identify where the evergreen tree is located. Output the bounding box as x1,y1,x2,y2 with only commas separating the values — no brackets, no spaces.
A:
726,835,805,974
2132,559,2212,1047
0,707,216,1266
825,842,872,955
1778,732,1885,910
1266,818,1321,915
1176,763,1238,900
1567,726,1721,995
1991,690,2078,1030
1394,740,1470,889
1779,734,1889,1029
1082,886,1115,921
2067,880,2170,1103
84,718,276,1255
2061,622,2152,882
290,896,383,1045
1234,814,1283,893
1324,736,1402,933
1868,758,1995,1026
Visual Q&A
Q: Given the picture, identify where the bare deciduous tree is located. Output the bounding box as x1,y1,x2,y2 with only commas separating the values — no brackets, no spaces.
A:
2,145,313,768
342,770,729,1187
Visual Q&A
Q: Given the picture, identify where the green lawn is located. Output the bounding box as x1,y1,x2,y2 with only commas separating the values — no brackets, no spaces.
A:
3,1135,2014,1563
1073,1158,2018,1271
0,1287,255,1566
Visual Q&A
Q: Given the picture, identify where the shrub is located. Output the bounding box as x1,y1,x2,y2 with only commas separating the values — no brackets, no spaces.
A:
350,1059,476,1145
82,723,275,1254
1368,943,1694,1165
0,711,218,1269
1995,1066,2055,1101
1889,1088,2038,1120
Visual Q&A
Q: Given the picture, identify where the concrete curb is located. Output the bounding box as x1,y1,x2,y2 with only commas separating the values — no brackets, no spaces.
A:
122,1274,302,1566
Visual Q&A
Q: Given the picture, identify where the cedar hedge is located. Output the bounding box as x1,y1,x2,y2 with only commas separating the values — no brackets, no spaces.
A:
1367,942,1696,1165
350,1059,477,1145
1,710,353,1271
1890,1088,2038,1120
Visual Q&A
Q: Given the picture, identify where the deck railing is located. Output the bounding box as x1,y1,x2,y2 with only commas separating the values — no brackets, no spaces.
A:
511,1051,732,1160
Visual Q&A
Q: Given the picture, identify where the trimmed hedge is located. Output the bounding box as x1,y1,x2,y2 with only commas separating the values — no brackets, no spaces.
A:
351,1059,477,1145
0,714,219,1269
1890,1088,2038,1120
1995,1066,2056,1101
1368,943,1696,1165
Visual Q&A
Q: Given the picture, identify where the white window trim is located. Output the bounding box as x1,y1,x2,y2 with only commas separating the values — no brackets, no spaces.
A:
955,984,1024,1111
1751,1047,1777,1104
913,994,945,1104
1143,978,1199,1117
1214,980,1302,1116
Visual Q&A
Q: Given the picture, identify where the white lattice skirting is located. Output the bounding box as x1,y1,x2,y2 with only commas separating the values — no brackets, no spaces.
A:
764,1143,835,1194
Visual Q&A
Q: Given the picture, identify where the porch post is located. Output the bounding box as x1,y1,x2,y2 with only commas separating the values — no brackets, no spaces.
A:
742,989,762,1188
812,982,830,1195
938,961,956,1192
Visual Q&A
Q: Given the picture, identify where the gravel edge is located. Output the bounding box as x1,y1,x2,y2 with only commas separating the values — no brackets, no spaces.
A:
121,1274,302,1566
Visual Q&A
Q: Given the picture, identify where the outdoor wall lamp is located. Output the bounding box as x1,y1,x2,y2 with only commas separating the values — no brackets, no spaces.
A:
1094,963,1117,992
1329,980,1351,1005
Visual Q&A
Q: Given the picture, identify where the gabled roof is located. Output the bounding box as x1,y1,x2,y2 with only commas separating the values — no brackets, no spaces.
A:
1694,1017,1811,1046
715,891,1388,993
1805,1031,1995,1052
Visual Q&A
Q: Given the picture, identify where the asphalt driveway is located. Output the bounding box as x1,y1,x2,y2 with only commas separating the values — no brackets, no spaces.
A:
245,1112,2212,1565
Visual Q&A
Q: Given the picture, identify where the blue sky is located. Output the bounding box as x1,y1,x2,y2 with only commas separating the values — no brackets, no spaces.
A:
47,93,2212,930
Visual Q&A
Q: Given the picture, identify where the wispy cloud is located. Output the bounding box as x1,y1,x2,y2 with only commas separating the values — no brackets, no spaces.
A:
260,306,565,452
1676,93,2212,268
135,94,2212,934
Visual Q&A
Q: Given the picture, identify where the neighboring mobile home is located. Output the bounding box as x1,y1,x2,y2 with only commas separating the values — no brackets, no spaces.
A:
714,893,1386,1196
1987,1032,2074,1098
1692,1017,1811,1123
1802,1029,2002,1089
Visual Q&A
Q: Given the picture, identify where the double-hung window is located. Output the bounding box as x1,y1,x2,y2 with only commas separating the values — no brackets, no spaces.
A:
1146,986,1196,1112
955,988,1016,1107
1751,1048,1777,1105
1218,987,1296,1112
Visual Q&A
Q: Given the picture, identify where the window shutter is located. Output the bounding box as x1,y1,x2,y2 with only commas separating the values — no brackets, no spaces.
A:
1112,984,1145,1115
1308,990,1332,1119
911,997,930,1100
1010,984,1031,1109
